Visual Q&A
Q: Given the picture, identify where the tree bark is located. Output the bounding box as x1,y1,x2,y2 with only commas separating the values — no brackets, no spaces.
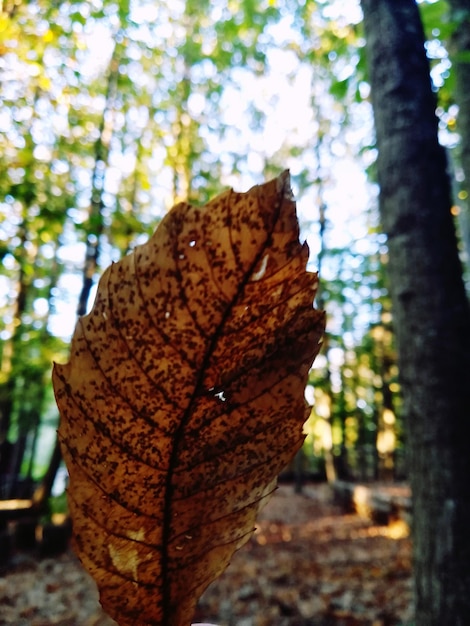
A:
76,45,120,317
360,1,470,624
32,437,63,511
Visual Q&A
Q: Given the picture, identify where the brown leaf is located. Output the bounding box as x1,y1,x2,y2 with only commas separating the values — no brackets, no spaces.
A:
52,171,325,626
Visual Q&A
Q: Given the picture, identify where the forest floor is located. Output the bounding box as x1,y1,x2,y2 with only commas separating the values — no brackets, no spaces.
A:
0,483,413,626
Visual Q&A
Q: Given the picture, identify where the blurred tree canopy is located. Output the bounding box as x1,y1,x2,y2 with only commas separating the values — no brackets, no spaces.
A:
0,0,468,501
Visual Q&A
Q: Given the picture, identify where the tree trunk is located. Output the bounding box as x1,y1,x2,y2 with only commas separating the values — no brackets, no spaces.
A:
34,44,123,506
315,162,337,484
32,437,62,511
0,223,29,452
360,1,470,624
0,218,35,492
76,44,120,317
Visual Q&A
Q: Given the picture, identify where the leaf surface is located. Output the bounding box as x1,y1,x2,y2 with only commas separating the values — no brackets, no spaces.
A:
52,171,325,626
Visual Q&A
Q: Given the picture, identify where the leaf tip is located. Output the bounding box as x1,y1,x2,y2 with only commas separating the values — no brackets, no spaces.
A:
277,169,294,201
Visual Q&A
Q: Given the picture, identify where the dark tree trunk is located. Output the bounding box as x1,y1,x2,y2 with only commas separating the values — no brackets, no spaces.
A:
7,436,27,498
0,222,32,492
32,437,63,511
0,224,29,453
361,1,470,624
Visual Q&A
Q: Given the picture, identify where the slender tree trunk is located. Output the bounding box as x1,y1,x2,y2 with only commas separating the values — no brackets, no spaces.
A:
7,435,27,497
0,224,28,446
77,45,120,317
29,245,63,506
335,369,350,481
33,44,123,506
0,220,34,492
32,437,62,511
316,216,337,484
361,1,470,624
314,135,338,484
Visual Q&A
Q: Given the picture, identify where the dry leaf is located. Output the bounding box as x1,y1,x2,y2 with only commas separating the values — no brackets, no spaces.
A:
52,171,325,626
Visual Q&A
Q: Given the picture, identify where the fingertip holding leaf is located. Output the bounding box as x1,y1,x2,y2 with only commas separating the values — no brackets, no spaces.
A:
52,171,325,626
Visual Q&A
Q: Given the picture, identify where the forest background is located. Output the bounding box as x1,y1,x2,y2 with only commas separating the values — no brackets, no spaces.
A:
0,0,468,504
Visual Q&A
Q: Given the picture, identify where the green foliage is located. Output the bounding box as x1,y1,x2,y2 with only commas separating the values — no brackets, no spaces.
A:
420,0,452,39
2,0,459,492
